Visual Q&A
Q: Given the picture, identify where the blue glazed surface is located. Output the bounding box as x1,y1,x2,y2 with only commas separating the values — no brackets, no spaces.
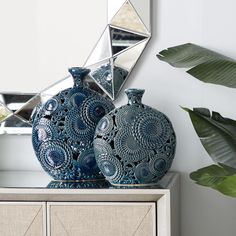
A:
32,67,115,180
94,89,176,185
47,180,110,189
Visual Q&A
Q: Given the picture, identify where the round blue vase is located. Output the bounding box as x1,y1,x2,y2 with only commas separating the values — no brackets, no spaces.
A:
32,67,115,181
93,89,176,186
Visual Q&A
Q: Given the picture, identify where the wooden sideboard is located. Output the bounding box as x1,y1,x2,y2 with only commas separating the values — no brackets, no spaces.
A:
0,172,180,236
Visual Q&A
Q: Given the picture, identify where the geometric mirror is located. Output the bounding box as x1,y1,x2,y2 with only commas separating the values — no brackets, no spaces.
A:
111,1,149,35
110,27,148,55
0,0,151,134
85,0,151,100
130,0,151,31
0,93,36,134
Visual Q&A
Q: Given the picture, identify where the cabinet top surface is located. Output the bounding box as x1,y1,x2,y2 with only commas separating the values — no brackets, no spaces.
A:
0,171,179,201
0,171,177,190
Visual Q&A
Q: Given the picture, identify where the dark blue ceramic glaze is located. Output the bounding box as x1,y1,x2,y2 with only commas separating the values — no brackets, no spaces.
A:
32,67,115,181
94,89,176,186
47,180,110,189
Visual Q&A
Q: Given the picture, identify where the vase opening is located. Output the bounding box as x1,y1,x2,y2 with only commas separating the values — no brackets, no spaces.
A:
125,88,145,105
69,67,91,87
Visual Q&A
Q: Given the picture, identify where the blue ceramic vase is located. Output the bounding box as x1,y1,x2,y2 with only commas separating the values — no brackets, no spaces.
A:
32,67,115,181
93,89,176,185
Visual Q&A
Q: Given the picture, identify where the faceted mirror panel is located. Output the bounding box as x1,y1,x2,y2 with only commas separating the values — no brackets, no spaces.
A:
87,60,114,99
87,59,131,100
110,27,147,55
111,1,149,35
14,95,42,122
113,65,129,98
0,93,36,112
114,39,150,70
107,0,127,22
130,0,151,31
85,26,112,66
2,115,31,128
0,115,32,135
0,103,12,123
112,39,149,97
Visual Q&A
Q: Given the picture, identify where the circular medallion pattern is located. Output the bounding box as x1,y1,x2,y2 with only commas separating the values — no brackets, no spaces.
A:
96,154,124,183
44,98,59,115
115,105,140,127
95,115,114,136
38,140,72,172
134,162,153,183
65,109,94,141
149,154,170,177
78,148,100,174
81,96,114,126
32,118,58,152
70,92,86,108
93,139,113,157
132,111,172,149
114,130,151,162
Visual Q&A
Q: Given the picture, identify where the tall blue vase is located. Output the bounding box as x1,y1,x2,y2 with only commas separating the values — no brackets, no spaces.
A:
32,67,115,180
94,89,176,185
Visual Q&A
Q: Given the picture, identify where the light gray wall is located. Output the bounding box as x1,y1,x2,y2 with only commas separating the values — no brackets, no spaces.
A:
1,0,236,236
0,0,107,93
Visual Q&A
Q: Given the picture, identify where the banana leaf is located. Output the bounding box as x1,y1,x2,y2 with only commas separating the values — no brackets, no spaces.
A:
190,163,236,198
216,175,236,197
183,107,236,168
157,43,236,88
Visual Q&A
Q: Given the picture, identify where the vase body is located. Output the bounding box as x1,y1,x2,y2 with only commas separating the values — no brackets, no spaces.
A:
94,89,176,185
32,67,115,180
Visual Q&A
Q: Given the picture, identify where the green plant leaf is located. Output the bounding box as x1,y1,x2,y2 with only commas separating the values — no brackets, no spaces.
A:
190,164,236,198
183,107,236,168
157,43,236,88
216,175,236,197
190,164,236,187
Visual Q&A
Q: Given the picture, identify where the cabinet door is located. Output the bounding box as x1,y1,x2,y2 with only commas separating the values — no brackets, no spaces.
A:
48,202,156,236
0,202,46,236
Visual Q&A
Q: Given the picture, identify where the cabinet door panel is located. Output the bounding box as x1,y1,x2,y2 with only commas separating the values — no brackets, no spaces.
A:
0,202,46,236
48,202,156,236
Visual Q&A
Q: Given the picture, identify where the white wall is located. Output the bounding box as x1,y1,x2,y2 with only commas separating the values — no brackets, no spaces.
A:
1,0,236,236
0,0,107,93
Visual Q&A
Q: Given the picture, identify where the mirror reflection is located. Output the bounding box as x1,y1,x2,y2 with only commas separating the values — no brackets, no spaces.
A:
85,0,151,100
111,27,147,55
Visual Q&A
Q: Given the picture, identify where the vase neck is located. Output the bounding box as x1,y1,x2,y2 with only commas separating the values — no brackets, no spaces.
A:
125,89,145,105
68,67,91,87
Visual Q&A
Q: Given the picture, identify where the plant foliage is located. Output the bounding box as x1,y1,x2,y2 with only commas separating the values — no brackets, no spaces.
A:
157,43,236,88
191,164,236,197
157,43,236,197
